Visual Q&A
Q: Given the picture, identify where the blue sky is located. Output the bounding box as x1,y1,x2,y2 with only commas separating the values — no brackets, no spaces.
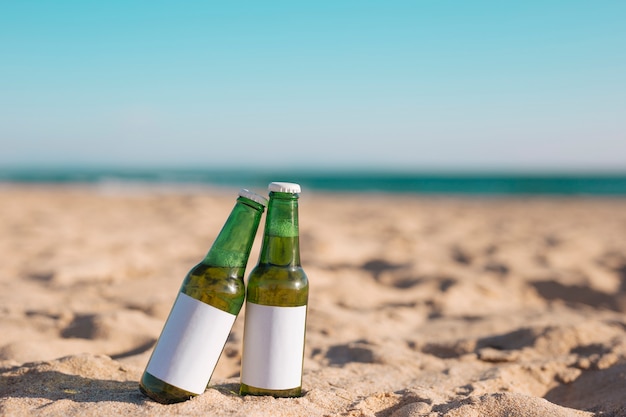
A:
1,1,625,172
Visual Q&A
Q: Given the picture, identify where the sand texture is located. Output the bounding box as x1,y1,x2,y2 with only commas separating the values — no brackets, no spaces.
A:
1,184,626,416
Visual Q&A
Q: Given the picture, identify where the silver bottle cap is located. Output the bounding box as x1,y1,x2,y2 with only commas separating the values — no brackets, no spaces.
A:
268,182,301,194
239,189,268,206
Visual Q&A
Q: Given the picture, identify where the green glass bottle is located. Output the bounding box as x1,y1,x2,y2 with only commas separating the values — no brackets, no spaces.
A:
240,182,309,397
139,189,267,404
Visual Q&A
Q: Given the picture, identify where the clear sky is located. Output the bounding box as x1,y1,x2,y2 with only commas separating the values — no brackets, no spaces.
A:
1,1,625,172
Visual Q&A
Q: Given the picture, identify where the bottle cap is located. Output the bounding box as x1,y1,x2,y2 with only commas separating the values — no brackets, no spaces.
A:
268,182,301,194
238,189,268,206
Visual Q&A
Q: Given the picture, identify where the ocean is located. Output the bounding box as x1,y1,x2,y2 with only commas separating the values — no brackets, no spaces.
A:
1,167,626,196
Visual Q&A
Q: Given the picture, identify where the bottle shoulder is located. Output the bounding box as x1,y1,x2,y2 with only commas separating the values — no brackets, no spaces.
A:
181,263,246,314
248,264,308,283
246,264,308,307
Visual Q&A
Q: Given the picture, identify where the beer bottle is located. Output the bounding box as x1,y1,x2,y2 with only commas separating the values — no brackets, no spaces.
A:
139,189,267,404
240,182,309,397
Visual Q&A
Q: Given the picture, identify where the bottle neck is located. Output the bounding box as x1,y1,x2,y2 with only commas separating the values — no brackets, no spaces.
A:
203,196,265,268
259,192,301,267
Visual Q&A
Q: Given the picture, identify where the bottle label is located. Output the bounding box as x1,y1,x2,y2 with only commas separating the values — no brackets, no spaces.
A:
146,292,236,395
241,302,307,390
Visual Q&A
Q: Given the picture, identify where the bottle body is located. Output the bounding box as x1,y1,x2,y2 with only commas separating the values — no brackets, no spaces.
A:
140,191,266,404
139,265,245,403
240,183,309,397
240,265,308,397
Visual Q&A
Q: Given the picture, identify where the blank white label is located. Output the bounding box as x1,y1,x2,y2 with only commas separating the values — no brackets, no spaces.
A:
241,302,307,390
146,292,236,395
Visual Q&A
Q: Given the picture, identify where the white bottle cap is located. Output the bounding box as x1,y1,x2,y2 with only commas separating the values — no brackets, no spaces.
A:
239,189,268,206
268,182,301,194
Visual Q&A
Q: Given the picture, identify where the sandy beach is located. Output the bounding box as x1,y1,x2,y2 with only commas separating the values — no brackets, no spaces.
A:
1,184,626,416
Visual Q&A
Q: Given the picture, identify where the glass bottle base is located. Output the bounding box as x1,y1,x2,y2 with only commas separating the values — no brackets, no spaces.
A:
239,382,302,398
139,371,198,404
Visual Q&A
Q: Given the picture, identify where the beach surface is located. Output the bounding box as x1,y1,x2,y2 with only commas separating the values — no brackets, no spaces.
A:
1,184,626,416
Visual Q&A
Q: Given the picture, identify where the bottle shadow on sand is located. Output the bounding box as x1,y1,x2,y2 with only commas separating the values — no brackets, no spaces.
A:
0,370,146,405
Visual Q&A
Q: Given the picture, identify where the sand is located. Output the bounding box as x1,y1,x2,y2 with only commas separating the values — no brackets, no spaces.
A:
1,184,626,416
